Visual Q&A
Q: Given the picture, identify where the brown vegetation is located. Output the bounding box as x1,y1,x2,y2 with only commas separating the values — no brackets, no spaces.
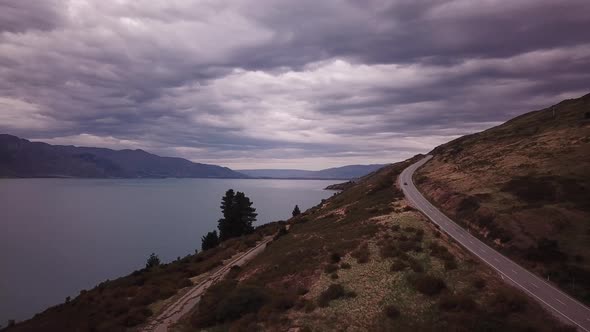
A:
416,93,590,304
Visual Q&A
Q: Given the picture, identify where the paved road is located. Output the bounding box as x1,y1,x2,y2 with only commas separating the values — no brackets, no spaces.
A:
140,236,273,332
400,155,590,332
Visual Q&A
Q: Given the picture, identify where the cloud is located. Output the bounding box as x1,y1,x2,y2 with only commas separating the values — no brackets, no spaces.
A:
0,0,589,169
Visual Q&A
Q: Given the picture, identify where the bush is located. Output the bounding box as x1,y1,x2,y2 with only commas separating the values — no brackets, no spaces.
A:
439,293,476,312
390,260,408,272
273,226,289,240
380,243,399,258
471,277,486,290
351,243,370,263
216,285,269,322
408,258,424,273
145,253,161,269
407,273,446,296
324,263,339,274
318,284,346,307
329,252,342,263
487,288,527,315
201,230,220,251
384,305,400,319
122,307,152,327
444,258,458,270
340,262,351,269
525,238,567,263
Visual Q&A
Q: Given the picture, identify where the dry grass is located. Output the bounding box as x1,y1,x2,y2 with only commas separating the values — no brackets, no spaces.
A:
416,94,590,304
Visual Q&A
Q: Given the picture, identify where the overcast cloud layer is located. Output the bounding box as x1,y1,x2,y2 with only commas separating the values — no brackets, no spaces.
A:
1,0,589,169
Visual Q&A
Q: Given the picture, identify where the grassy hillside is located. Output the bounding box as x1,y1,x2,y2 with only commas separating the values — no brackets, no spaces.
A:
3,224,281,332
415,93,590,304
172,158,570,331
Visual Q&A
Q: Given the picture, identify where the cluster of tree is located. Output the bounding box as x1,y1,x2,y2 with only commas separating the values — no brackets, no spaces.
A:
201,189,258,251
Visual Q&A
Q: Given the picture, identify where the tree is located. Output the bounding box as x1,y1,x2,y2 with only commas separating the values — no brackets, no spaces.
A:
145,253,160,269
201,230,220,251
218,190,257,240
292,205,301,217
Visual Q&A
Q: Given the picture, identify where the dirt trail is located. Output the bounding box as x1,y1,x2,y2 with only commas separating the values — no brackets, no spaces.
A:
140,236,273,332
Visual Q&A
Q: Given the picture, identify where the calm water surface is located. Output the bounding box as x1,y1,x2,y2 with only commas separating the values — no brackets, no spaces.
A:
0,178,336,323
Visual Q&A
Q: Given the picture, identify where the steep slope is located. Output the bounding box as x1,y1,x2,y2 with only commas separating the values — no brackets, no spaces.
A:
3,158,571,332
0,134,245,178
415,93,590,304
176,158,569,331
238,164,387,179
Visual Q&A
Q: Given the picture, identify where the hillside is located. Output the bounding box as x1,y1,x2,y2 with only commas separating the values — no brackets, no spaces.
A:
415,93,590,304
0,134,245,178
3,158,572,332
238,164,387,180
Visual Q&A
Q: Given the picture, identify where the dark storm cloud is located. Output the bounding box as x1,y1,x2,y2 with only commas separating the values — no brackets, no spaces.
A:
0,0,65,33
0,0,589,169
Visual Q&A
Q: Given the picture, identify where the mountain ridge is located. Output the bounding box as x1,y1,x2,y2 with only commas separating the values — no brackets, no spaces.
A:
0,134,246,179
238,164,387,180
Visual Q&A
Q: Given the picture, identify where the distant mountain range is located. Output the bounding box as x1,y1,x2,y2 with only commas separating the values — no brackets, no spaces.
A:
0,134,245,178
237,164,387,180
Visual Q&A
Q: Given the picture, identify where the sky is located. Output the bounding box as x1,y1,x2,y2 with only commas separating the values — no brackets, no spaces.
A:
0,0,589,170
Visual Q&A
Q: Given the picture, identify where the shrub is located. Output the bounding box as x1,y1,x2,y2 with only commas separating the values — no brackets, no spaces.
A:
330,273,339,280
216,285,269,322
380,243,399,258
501,176,557,203
351,243,370,264
525,238,567,263
273,226,289,240
201,230,220,251
439,293,476,312
324,263,339,274
390,260,408,272
487,288,527,315
329,252,342,263
444,258,458,270
318,284,346,307
122,307,152,327
292,205,301,217
145,253,161,269
384,305,400,319
407,273,446,296
471,277,486,290
408,258,424,273
340,262,351,269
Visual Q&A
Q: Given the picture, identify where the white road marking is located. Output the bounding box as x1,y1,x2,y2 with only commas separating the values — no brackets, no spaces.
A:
511,269,518,274
531,283,539,289
403,156,590,332
469,240,474,244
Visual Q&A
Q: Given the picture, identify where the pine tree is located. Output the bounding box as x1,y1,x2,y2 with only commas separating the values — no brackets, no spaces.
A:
218,189,257,240
145,253,160,269
201,230,220,251
292,204,301,217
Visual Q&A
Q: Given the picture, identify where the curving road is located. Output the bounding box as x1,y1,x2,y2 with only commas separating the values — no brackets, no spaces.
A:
400,155,590,332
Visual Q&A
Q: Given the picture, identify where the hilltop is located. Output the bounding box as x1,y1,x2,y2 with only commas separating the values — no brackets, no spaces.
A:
415,93,590,304
0,134,245,178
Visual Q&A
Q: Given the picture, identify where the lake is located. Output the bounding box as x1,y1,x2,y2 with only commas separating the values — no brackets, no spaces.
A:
0,178,336,324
